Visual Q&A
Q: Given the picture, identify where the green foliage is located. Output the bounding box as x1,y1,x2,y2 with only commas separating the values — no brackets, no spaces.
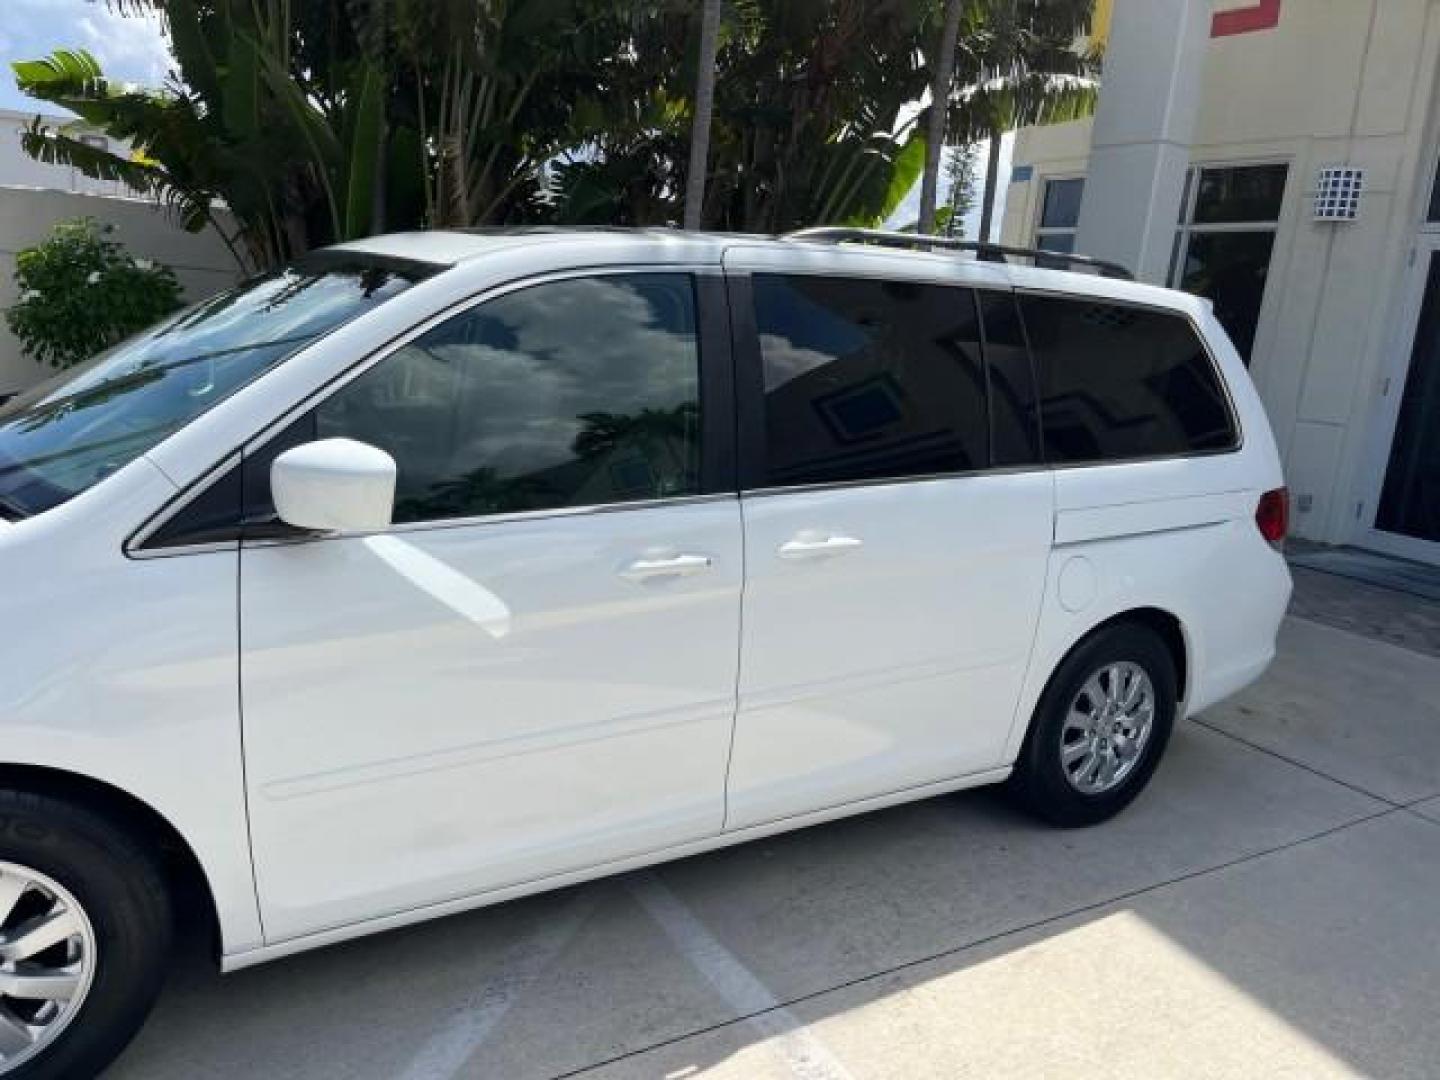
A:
941,141,979,235
4,218,183,369
11,0,1097,251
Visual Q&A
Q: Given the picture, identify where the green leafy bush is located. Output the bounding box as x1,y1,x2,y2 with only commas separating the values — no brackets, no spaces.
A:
5,217,183,369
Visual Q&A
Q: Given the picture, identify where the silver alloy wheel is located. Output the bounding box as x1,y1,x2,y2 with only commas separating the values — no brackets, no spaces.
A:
1059,660,1157,795
0,861,97,1073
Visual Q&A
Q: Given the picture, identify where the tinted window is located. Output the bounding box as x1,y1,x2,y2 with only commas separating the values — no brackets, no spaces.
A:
1192,164,1287,224
1173,230,1277,361
1019,295,1237,463
752,275,988,487
1040,177,1085,229
311,274,701,523
0,258,425,520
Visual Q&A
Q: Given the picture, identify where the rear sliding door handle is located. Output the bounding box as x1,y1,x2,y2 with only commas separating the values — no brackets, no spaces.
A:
777,535,864,560
619,553,713,582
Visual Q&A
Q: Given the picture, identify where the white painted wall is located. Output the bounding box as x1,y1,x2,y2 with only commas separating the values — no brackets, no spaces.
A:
1002,0,1440,554
0,108,135,198
0,187,240,393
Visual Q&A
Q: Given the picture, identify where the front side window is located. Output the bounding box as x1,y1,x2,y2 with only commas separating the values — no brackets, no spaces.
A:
305,273,702,524
752,274,989,488
1020,294,1238,464
0,256,428,519
1170,163,1287,362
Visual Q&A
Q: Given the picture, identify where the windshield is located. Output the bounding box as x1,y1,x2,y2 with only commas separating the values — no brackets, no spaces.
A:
0,255,433,519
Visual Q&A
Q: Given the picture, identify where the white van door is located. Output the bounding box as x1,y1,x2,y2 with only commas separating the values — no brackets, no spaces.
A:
239,272,742,941
722,267,1054,829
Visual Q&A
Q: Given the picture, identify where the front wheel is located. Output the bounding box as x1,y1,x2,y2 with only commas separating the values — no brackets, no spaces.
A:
0,791,172,1079
1009,624,1178,827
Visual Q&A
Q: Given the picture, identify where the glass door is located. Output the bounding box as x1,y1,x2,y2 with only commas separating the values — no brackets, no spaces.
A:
1362,239,1440,563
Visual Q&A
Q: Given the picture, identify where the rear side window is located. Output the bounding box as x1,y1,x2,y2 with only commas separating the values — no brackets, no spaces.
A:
1019,295,1237,463
752,274,988,487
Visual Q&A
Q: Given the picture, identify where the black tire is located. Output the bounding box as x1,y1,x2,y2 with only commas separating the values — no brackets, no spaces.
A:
0,790,172,1079
1008,623,1178,827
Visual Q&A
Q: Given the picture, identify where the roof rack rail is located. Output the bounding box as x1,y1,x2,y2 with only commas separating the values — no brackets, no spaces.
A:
780,226,1134,281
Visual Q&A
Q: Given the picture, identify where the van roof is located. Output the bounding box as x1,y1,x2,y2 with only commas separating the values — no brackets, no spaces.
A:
325,228,1209,319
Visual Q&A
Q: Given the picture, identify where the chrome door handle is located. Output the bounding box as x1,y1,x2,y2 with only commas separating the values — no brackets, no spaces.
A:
777,535,864,560
619,553,713,582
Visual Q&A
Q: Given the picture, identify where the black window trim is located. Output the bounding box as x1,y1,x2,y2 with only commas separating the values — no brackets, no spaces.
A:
1013,285,1245,470
729,272,1245,500
731,270,1033,498
131,267,1247,554
129,264,737,556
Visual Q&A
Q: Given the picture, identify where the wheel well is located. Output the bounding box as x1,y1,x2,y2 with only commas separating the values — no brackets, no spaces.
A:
0,763,220,958
1088,607,1189,702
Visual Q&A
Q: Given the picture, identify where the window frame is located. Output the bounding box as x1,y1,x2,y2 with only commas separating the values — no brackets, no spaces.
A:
1014,286,1245,469
1032,175,1086,254
730,271,1044,496
131,265,737,554
1423,149,1440,231
1168,160,1288,283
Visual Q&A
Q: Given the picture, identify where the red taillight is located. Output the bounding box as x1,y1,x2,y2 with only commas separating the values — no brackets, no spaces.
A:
1256,487,1289,549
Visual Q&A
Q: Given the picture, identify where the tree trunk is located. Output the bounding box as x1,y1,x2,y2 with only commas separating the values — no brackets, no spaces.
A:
978,126,1002,243
918,0,964,235
683,0,722,230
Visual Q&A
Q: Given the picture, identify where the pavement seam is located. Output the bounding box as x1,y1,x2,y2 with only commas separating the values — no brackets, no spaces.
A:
1399,795,1440,828
546,803,1403,1080
1189,715,1403,808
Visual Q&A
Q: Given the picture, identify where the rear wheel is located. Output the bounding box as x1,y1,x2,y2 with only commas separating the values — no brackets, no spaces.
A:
0,791,171,1078
1009,624,1178,827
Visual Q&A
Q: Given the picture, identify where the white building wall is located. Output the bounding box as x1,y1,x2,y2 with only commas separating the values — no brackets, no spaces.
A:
1003,0,1440,551
0,109,135,199
0,188,240,393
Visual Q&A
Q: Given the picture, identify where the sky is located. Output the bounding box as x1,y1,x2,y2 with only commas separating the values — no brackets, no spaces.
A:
0,0,171,114
885,132,1013,240
0,2,1010,235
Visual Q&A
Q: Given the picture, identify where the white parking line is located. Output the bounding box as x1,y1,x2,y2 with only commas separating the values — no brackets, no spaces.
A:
629,873,855,1080
397,890,597,1080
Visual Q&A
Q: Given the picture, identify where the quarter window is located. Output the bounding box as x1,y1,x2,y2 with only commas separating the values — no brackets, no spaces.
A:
312,273,703,523
751,274,989,487
1019,294,1238,463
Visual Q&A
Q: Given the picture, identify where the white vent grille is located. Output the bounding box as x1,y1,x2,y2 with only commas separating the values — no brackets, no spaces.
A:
1314,166,1363,222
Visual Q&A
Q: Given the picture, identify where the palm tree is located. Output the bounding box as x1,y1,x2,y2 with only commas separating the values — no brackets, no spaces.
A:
918,0,1098,244
918,0,964,235
683,0,723,230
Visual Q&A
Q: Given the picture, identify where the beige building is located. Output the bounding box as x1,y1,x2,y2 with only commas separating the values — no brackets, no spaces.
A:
1003,0,1440,566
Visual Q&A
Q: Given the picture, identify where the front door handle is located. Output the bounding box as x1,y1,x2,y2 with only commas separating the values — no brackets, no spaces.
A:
777,534,864,560
619,553,713,582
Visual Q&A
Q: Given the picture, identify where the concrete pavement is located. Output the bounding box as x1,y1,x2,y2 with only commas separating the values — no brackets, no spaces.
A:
108,570,1440,1079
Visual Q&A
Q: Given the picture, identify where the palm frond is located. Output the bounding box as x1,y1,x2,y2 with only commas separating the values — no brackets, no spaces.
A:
17,117,162,196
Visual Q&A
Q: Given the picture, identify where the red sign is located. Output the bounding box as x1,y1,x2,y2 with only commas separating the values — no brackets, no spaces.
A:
1211,0,1281,37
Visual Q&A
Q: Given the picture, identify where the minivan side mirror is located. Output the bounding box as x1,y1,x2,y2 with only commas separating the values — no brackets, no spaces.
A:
271,438,397,533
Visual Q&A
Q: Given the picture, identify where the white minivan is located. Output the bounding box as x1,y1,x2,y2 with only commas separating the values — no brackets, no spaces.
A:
0,228,1291,1077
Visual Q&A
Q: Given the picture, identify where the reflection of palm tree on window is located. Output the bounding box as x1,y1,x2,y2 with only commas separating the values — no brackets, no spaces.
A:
573,403,698,497
398,466,556,521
